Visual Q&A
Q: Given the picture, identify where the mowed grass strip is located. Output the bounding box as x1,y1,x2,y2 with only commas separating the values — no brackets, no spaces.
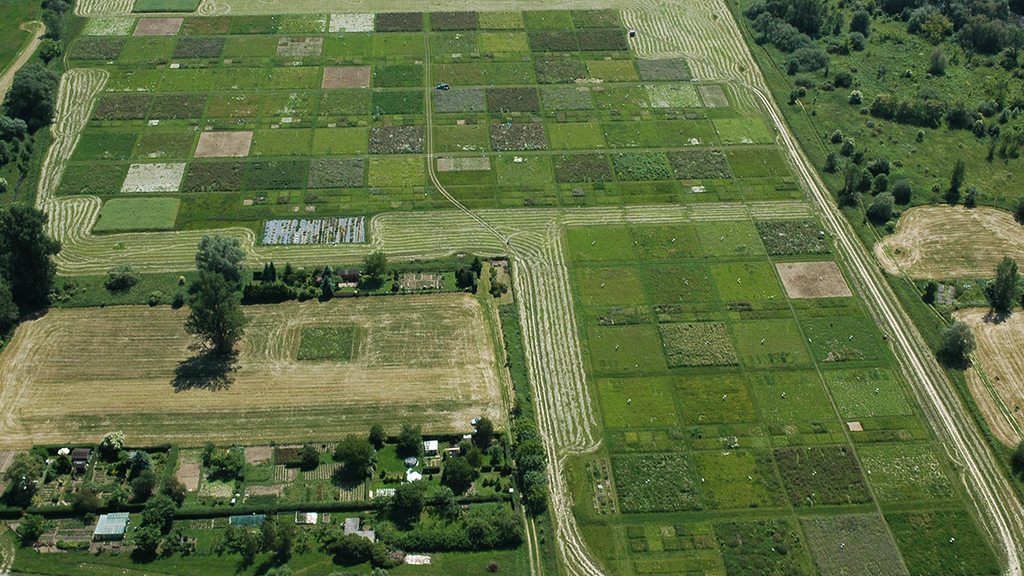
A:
297,326,359,360
597,377,679,428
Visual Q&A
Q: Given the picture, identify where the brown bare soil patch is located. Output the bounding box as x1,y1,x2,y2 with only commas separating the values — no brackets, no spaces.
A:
246,484,285,497
133,17,183,36
244,445,273,464
776,261,852,299
0,294,503,448
276,36,323,57
176,462,201,491
875,205,1024,279
322,66,370,89
194,131,253,158
954,307,1024,446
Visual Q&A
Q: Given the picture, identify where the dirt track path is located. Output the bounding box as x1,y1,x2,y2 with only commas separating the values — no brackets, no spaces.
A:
0,21,45,107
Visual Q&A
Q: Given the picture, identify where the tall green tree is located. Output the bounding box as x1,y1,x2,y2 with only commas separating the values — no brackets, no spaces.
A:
991,256,1020,311
333,435,376,478
185,271,247,355
0,204,60,309
363,251,388,278
195,234,246,284
947,159,966,204
4,63,59,131
939,320,976,365
396,424,423,458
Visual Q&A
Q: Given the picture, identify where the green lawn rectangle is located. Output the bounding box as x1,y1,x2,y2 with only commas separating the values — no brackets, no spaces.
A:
586,60,638,82
660,322,738,367
495,154,551,188
694,450,779,509
713,117,774,145
367,156,425,187
478,32,529,52
575,266,646,307
858,443,954,502
822,368,913,418
297,325,358,360
630,225,701,261
133,0,200,13
750,369,833,422
250,129,313,157
547,122,605,150
597,377,679,428
311,128,368,155
643,263,716,304
674,372,756,424
566,226,634,263
93,197,180,232
587,324,668,375
709,261,785,302
733,320,810,368
432,125,489,153
800,315,887,364
886,510,1000,576
696,220,766,258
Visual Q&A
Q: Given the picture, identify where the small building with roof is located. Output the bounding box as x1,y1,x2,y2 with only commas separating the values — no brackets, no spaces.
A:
343,517,375,542
229,514,266,527
423,440,439,457
93,512,130,541
71,448,91,473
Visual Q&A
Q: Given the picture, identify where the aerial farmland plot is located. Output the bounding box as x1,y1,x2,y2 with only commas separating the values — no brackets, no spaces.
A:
0,0,1010,574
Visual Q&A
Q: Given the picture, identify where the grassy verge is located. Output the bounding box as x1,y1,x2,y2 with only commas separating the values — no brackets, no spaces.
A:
52,271,197,308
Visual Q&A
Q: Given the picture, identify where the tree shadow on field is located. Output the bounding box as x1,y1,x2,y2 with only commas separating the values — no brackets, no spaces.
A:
172,345,237,392
984,309,1012,325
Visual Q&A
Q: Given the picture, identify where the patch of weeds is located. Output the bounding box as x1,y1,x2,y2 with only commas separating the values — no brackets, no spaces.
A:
611,452,702,512
181,161,245,192
489,123,547,151
667,150,731,180
774,445,872,507
486,87,540,112
297,326,357,360
578,29,628,51
433,88,486,113
56,163,129,195
245,160,306,190
756,220,830,255
541,86,593,110
528,31,578,52
553,154,612,183
611,152,672,181
430,11,478,30
571,9,620,28
92,94,152,121
716,519,813,576
660,322,738,367
534,59,588,84
637,58,690,80
172,37,224,59
70,37,126,60
372,65,424,88
308,158,364,189
376,12,423,32
368,126,425,154
150,94,207,119
319,90,371,116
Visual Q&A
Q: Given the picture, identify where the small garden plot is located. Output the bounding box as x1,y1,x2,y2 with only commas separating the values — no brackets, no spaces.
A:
263,91,316,118
699,85,730,108
777,262,852,299
133,0,200,12
57,163,129,195
734,320,809,368
263,217,365,244
120,36,177,62
172,37,224,59
775,445,871,507
636,58,690,81
479,11,523,29
802,515,907,576
486,87,540,113
308,158,364,189
566,225,634,262
436,157,491,172
587,324,668,374
194,131,253,158
181,161,244,191
269,67,321,90
150,93,206,119
321,66,371,89
611,152,672,181
575,266,647,307
541,86,593,110
710,261,785,302
608,429,684,453
586,60,638,82
858,443,953,502
319,90,371,116
222,35,277,58
368,126,424,154
823,368,912,418
121,162,186,192
134,132,195,159
886,510,1000,576
490,123,547,151
329,13,374,33
251,129,312,157
534,59,588,84
372,90,424,115
572,9,620,28
229,15,281,35
632,224,701,260
611,452,702,512
367,156,424,187
133,17,183,36
757,219,829,255
694,450,778,509
93,197,180,232
207,93,259,118
660,322,738,367
548,123,605,150
431,11,478,30
273,14,323,34
646,84,701,108
478,32,529,52
643,263,716,304
667,150,731,180
432,62,483,85
83,17,136,36
598,377,679,428
72,132,138,161
603,121,660,148
433,125,489,152
716,519,813,576
298,326,357,360
801,316,886,364
674,372,756,424
376,12,423,32
528,31,578,52
372,65,423,88
180,16,230,35
696,220,765,258
276,36,323,58
70,38,126,60
431,32,478,55
750,368,833,422
372,33,424,57
579,29,629,51
311,128,368,155
433,88,486,113
658,119,718,147
245,160,306,190
713,117,773,145
554,153,612,183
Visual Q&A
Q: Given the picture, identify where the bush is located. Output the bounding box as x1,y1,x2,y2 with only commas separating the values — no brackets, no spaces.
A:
833,71,853,88
939,321,976,366
867,192,895,223
106,264,141,291
892,179,912,204
850,10,871,36
849,90,863,105
848,31,866,51
929,48,948,75
5,63,59,131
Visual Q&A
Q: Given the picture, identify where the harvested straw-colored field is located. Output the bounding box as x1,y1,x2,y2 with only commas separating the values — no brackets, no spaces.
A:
875,206,1024,279
0,293,503,448
954,307,1024,446
776,261,852,299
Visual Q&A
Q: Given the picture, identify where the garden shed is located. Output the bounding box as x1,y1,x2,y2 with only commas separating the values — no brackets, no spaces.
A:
229,514,266,527
93,512,129,541
71,448,91,473
423,440,439,457
337,269,360,282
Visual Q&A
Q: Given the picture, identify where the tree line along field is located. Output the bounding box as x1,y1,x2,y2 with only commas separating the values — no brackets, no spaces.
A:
563,217,1000,576
58,10,799,238
0,293,504,448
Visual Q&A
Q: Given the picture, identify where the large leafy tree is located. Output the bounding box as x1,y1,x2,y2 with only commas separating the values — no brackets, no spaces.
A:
195,234,246,284
939,320,976,365
4,63,59,131
0,204,61,310
185,271,247,355
991,256,1020,312
333,435,376,478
